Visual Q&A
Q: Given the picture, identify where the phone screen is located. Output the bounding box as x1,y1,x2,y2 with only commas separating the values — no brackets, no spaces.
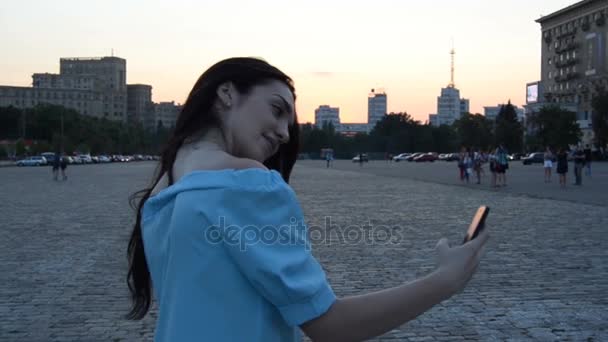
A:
463,206,490,244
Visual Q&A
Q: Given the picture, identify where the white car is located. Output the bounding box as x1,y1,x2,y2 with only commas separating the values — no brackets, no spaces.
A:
393,153,411,162
79,155,93,163
16,156,48,166
98,155,111,163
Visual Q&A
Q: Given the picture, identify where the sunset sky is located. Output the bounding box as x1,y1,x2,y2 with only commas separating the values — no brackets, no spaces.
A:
1,0,577,123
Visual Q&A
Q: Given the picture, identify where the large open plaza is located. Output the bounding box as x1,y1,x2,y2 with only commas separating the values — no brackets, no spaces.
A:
1,160,606,341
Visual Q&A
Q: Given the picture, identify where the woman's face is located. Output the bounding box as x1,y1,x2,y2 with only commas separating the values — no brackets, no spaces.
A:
220,80,295,162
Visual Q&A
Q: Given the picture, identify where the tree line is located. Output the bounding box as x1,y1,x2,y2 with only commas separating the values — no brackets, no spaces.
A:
1,93,606,159
299,99,604,159
0,104,170,158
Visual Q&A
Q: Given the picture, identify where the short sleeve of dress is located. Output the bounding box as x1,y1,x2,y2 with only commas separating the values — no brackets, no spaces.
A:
197,171,336,327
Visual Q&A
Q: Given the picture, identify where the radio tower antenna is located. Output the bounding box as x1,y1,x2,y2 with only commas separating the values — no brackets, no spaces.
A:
448,38,455,88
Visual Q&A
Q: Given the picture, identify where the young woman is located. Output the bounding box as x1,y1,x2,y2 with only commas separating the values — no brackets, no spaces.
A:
543,147,554,183
126,57,489,341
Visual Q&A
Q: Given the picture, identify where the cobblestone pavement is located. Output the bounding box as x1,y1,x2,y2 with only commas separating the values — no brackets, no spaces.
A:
303,160,608,206
1,162,606,341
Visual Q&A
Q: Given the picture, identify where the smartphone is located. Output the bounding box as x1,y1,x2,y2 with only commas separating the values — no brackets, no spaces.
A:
463,206,490,244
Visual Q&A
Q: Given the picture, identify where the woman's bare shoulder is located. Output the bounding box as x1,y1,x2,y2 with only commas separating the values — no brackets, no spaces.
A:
227,157,269,171
150,152,269,197
182,151,269,174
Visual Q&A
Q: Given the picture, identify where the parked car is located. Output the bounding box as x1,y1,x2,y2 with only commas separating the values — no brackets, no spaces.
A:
414,153,438,162
352,154,369,162
393,153,411,162
98,155,111,163
406,153,423,161
522,152,544,165
79,154,93,163
41,152,57,165
508,153,523,161
111,155,127,162
16,156,48,166
444,153,460,162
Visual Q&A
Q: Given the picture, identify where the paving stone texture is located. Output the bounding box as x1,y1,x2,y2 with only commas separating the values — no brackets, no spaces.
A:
1,160,606,341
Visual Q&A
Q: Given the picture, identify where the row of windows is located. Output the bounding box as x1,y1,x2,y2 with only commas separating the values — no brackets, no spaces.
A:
549,65,578,78
548,92,593,105
548,82,573,91
0,90,97,100
548,50,577,65
0,90,130,102
5,98,103,108
545,10,607,38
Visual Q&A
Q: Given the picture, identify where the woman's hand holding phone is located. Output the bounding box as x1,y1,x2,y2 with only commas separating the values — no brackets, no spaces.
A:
434,209,490,296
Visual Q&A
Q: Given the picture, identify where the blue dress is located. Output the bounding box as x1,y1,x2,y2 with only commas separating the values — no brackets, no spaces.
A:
142,168,336,341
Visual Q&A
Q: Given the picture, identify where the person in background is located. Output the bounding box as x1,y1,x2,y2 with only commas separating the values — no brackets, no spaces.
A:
458,147,467,182
495,144,509,187
325,150,333,168
488,150,497,188
473,149,483,185
463,149,472,184
543,147,554,183
556,148,568,188
584,144,592,177
52,152,61,181
60,155,68,180
573,146,585,185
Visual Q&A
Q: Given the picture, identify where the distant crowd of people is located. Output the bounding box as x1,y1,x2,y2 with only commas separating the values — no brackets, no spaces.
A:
457,145,509,188
456,144,594,188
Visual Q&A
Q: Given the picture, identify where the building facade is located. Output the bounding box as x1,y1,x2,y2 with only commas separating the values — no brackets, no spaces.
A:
529,0,608,145
0,86,104,117
314,105,340,129
53,57,127,121
154,101,181,129
484,104,525,122
429,86,470,126
0,56,128,122
127,84,153,128
335,123,370,137
367,89,387,129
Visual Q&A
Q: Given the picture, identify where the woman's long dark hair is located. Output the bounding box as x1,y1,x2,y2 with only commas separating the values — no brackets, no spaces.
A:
126,57,299,320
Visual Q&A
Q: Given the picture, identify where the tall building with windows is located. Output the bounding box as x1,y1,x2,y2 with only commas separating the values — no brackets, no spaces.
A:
0,56,128,122
127,84,153,128
429,87,470,126
367,89,387,130
314,105,340,129
527,0,608,145
428,46,470,127
154,101,181,129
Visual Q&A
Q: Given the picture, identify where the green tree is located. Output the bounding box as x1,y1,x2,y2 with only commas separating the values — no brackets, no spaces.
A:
527,105,581,150
0,106,21,139
591,90,608,149
369,113,418,153
494,101,524,153
15,139,26,156
431,124,459,153
0,104,169,155
453,113,494,150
